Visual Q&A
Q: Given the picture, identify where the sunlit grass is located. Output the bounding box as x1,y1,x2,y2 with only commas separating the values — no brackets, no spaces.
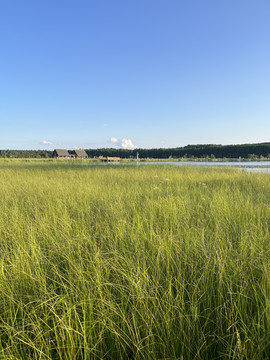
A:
0,160,269,359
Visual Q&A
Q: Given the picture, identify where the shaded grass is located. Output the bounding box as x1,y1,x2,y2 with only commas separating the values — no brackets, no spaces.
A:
0,161,270,359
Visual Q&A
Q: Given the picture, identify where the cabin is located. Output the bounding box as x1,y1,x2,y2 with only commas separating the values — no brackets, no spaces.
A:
53,149,71,159
74,149,88,159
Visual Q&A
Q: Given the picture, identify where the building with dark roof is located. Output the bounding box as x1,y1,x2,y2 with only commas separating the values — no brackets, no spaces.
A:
74,149,88,159
53,149,71,159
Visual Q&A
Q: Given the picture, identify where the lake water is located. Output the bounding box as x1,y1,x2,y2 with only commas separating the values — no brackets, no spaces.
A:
89,161,270,173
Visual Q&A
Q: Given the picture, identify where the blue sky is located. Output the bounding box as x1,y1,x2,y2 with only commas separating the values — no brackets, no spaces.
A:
0,0,269,150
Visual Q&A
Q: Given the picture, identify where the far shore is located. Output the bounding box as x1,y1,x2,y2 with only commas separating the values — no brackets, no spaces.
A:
1,157,270,163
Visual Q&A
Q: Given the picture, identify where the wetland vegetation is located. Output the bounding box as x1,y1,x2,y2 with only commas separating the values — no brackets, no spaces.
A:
0,160,269,359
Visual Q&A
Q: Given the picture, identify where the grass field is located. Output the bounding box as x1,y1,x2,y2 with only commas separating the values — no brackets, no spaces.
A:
0,160,269,359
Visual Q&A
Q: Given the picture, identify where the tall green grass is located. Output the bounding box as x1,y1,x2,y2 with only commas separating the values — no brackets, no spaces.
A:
0,160,269,359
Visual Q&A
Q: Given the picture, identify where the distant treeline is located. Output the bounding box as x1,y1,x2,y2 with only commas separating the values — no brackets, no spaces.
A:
0,150,52,158
1,143,270,159
85,143,270,159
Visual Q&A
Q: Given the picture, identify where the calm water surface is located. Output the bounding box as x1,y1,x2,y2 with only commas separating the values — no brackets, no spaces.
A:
90,161,270,173
137,161,270,173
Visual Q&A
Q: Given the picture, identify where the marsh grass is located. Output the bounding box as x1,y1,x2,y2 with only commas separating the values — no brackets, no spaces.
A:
0,160,269,359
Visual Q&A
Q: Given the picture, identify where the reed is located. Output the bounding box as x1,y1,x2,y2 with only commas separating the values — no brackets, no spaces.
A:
0,160,269,359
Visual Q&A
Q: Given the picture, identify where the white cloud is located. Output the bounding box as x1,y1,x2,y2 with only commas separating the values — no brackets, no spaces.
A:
41,140,53,145
109,137,136,149
121,138,136,149
110,137,119,144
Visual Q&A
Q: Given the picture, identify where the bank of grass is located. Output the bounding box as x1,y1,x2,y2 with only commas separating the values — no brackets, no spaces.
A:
0,160,270,359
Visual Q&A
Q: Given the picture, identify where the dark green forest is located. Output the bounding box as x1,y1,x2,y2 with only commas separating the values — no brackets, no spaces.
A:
1,143,270,159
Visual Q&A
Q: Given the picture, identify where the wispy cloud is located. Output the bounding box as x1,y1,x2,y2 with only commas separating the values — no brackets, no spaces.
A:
41,140,53,145
110,137,118,144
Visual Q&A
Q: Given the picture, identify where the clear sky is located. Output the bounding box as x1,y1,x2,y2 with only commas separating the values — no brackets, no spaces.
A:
0,0,269,150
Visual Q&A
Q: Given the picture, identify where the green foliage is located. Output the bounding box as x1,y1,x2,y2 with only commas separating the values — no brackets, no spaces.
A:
0,160,270,359
0,149,53,158
1,142,270,159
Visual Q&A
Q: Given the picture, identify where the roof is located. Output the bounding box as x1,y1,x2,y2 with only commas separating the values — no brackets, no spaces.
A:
54,149,70,157
74,149,88,157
